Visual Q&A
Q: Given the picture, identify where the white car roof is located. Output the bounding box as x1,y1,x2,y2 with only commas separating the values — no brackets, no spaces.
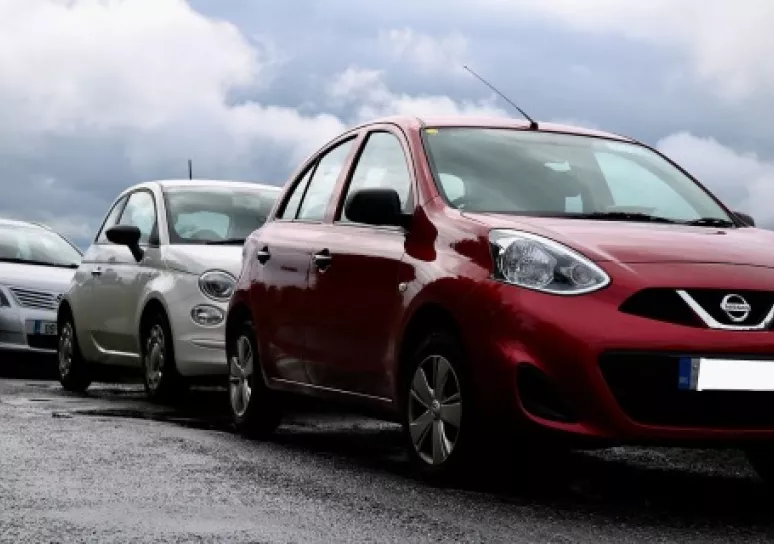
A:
129,179,282,193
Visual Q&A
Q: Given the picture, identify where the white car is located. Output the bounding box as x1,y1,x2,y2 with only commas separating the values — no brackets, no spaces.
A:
57,179,280,399
0,218,82,355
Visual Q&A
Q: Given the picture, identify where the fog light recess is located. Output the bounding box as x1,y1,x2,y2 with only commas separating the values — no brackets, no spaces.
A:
191,305,224,326
516,364,577,423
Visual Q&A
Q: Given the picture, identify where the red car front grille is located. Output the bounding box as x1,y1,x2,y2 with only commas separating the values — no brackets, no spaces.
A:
599,351,774,429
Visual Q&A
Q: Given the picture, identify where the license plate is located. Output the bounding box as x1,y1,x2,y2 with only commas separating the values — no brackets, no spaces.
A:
27,320,57,336
678,357,774,391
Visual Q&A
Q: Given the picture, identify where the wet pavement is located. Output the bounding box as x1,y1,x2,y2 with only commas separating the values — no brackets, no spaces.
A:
1,364,774,543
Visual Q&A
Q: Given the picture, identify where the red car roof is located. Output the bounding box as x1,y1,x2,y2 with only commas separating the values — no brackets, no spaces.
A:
359,115,635,143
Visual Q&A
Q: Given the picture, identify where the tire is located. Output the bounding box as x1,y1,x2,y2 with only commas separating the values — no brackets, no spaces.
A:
140,310,185,402
401,330,477,483
57,313,92,393
227,319,281,438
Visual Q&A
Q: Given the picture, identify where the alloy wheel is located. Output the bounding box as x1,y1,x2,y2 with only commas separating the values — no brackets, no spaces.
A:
408,354,462,466
58,322,74,379
229,335,253,418
145,324,166,391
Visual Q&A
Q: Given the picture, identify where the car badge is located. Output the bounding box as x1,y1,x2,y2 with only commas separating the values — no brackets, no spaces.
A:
720,294,751,323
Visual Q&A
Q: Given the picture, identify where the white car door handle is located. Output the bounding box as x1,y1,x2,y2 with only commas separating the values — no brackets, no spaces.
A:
256,247,271,265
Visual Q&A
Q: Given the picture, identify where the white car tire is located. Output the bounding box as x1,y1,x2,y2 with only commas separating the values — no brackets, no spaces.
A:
57,314,92,393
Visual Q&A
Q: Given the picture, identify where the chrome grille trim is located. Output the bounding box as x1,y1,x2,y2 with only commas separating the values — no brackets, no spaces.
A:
675,290,774,331
9,287,60,311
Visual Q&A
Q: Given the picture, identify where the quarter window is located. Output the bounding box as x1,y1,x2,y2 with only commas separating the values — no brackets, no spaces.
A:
340,132,413,223
116,191,157,244
96,195,128,243
296,139,355,221
278,166,315,220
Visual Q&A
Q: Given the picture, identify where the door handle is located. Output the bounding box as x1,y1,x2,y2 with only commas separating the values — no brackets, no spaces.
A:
91,267,103,277
256,246,271,265
312,249,332,270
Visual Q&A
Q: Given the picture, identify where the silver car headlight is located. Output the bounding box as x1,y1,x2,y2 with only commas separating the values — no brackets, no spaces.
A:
489,230,610,295
198,270,236,301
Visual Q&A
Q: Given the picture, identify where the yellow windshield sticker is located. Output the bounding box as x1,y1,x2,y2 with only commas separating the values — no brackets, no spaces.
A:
425,128,439,135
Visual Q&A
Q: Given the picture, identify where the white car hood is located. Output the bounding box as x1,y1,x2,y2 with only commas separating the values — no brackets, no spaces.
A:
163,245,244,277
0,261,76,293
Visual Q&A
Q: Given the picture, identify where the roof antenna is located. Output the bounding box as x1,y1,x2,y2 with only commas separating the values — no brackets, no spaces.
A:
188,159,193,180
462,65,538,130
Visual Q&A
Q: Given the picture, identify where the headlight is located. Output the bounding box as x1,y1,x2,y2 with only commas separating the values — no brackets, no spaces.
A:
198,270,236,301
489,230,610,295
0,288,9,307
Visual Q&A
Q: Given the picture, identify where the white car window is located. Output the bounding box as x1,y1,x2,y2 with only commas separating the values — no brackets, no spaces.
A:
117,191,157,244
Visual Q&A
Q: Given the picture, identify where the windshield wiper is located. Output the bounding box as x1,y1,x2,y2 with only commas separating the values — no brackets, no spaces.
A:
0,257,78,268
683,217,735,228
203,238,246,245
571,211,678,224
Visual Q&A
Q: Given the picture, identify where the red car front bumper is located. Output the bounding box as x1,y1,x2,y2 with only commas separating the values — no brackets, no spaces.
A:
465,262,774,444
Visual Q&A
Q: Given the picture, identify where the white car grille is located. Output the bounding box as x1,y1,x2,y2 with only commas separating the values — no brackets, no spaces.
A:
10,287,61,311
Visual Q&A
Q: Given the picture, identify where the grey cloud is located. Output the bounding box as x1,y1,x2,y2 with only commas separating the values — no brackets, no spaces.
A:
3,0,773,250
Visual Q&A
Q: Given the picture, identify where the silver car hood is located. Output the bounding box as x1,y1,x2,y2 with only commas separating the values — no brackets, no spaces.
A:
0,261,76,293
163,245,244,277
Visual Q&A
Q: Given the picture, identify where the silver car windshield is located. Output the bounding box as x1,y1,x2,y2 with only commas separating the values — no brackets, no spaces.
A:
0,224,82,268
422,127,733,225
164,187,279,244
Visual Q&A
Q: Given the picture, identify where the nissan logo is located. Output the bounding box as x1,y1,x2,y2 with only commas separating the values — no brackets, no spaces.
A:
720,294,751,322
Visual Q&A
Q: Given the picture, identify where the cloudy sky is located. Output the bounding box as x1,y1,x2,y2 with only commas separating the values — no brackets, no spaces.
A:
1,0,773,247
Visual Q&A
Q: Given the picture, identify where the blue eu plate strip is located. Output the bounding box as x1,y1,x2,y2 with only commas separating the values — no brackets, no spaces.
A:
678,356,693,390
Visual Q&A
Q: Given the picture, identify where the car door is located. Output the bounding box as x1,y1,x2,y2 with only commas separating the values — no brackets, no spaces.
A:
250,136,359,384
303,128,414,399
73,194,128,362
91,188,163,362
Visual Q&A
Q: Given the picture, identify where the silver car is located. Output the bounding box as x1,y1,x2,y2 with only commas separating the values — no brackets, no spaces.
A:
0,218,82,356
57,180,280,399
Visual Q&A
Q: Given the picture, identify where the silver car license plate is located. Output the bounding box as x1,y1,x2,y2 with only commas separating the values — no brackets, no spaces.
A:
27,320,57,336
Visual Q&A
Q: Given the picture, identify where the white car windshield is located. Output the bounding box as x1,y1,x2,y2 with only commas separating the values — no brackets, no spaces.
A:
422,127,734,226
164,187,279,244
0,224,82,268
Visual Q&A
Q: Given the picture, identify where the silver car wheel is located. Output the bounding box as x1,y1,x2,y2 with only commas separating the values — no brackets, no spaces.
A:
229,335,253,418
145,324,166,391
58,322,74,379
408,355,462,466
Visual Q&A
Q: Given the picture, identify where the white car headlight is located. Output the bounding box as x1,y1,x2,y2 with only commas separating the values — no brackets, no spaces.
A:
489,230,610,295
198,270,236,301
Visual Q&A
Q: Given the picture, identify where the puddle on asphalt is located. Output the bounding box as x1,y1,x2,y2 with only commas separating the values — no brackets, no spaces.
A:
71,408,233,432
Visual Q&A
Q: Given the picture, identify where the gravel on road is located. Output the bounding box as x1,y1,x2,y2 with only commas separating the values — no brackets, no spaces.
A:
1,374,773,543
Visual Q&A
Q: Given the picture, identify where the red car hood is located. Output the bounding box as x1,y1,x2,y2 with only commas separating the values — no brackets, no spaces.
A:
463,213,774,267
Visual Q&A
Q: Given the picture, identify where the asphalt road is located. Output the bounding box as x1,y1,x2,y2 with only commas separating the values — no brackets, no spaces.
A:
2,361,774,543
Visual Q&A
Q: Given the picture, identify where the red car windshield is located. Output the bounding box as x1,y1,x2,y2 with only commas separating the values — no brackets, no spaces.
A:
422,127,733,224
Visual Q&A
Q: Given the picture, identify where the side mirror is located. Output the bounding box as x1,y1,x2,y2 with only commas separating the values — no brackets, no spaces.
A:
344,188,411,229
105,225,144,261
734,211,755,227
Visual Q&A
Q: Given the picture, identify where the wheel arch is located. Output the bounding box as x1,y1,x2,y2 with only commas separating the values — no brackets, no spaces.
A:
225,301,252,354
56,298,73,325
395,301,466,401
138,296,172,344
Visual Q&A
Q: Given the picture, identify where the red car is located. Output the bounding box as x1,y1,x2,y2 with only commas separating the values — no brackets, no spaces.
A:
226,115,774,481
